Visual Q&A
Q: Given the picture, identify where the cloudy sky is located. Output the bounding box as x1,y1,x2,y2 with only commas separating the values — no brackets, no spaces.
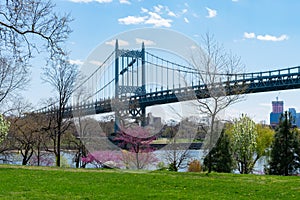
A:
28,0,300,123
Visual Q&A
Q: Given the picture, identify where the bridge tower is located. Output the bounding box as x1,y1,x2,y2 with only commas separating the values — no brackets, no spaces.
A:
114,40,146,130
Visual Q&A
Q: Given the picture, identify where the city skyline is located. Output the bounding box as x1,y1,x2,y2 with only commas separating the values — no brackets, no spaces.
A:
23,0,300,123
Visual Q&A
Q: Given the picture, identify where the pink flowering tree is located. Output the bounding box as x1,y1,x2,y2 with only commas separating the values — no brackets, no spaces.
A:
114,126,158,170
82,150,122,168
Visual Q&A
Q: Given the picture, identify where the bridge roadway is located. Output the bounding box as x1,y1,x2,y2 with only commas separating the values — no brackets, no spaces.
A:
38,66,300,118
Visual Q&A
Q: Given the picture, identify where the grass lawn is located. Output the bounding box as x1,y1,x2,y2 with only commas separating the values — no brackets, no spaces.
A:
0,165,299,199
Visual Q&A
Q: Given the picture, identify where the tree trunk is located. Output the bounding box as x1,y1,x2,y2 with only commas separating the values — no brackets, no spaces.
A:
136,152,139,169
37,144,40,166
56,133,61,167
208,114,216,173
208,153,212,173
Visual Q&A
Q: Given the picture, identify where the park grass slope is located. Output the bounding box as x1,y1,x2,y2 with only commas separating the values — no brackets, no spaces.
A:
0,165,299,199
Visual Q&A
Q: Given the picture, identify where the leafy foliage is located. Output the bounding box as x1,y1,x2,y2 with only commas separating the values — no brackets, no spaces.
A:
230,114,257,174
0,114,10,144
268,111,300,175
204,128,233,173
255,124,274,164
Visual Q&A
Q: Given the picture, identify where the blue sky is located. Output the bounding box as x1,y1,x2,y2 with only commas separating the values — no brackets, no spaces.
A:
27,0,300,123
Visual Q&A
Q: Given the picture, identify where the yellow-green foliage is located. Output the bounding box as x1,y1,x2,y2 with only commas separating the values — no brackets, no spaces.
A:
60,156,70,168
256,124,275,157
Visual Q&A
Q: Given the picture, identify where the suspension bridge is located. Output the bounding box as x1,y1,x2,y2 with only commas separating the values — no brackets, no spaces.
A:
36,40,300,124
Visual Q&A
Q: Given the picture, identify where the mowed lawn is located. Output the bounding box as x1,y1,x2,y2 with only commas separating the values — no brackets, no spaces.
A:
0,165,299,199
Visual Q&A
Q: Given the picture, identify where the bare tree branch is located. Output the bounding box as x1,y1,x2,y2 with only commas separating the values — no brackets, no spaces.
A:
42,55,78,166
190,33,246,173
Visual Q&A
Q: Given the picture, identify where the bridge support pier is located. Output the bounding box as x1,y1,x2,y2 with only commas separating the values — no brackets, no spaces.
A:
114,40,146,132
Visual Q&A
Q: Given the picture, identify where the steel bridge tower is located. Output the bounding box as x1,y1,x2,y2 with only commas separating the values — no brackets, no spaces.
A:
114,40,146,130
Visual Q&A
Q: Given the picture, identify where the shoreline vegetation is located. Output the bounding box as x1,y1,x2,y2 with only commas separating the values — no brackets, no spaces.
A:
0,165,299,199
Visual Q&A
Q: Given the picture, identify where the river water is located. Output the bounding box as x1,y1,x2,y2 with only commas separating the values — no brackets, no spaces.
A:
0,150,266,174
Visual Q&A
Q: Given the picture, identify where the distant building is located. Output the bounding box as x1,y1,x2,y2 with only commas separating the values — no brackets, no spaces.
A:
270,100,283,128
146,112,161,129
289,108,297,126
269,99,300,128
297,113,300,127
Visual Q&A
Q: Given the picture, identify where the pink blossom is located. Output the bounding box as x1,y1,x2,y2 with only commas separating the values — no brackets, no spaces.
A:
82,150,122,168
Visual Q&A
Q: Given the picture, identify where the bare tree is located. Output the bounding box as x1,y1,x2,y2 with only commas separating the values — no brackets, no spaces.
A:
191,33,245,173
9,113,38,165
0,0,71,61
0,0,72,110
162,120,194,172
42,56,78,166
0,57,29,109
5,100,50,166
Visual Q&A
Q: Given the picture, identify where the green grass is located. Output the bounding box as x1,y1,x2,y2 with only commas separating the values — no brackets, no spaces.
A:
0,165,299,199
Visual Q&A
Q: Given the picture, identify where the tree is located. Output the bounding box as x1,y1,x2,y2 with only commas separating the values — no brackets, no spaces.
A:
254,124,274,167
82,151,121,168
42,57,78,167
230,115,257,174
203,127,233,173
162,119,194,172
0,0,71,61
0,114,10,145
7,101,51,166
268,111,300,176
115,125,157,169
9,114,38,165
0,57,29,110
191,33,245,173
0,0,72,108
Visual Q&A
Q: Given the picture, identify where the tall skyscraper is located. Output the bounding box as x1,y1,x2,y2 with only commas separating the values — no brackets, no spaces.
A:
270,99,284,127
272,100,284,113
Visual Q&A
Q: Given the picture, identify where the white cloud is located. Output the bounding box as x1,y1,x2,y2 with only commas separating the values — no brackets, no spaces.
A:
167,11,177,17
105,39,129,46
257,34,288,42
232,0,239,2
184,17,189,23
118,16,146,25
243,32,288,42
153,5,164,13
69,0,112,3
119,0,131,4
141,7,148,13
95,0,112,2
145,12,172,27
69,0,92,2
120,5,173,27
135,38,156,46
244,32,256,39
206,7,217,18
69,59,84,65
182,9,188,14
